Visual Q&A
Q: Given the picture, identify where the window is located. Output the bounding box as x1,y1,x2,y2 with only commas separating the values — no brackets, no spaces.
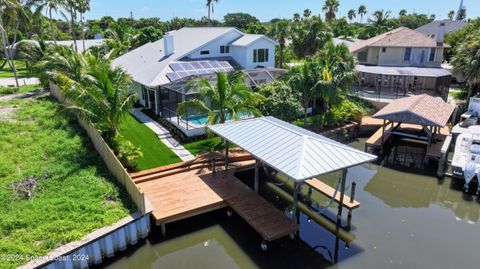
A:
220,45,230,54
382,47,386,53
253,48,269,63
404,48,412,61
357,50,368,63
142,86,148,102
429,48,436,62
200,50,210,55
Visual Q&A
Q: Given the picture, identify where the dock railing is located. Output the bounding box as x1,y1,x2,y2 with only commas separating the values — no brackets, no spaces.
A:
50,83,151,214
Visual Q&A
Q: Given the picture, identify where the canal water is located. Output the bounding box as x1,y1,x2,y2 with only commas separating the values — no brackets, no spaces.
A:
100,139,480,269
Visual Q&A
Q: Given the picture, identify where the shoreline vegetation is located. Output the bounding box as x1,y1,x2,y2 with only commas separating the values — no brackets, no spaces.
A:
0,96,134,268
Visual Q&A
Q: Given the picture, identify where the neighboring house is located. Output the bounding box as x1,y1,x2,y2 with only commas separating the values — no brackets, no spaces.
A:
112,27,283,136
415,19,467,38
11,39,105,55
349,27,451,101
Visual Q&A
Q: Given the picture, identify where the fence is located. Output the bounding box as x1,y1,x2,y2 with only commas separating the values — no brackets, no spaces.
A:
50,83,151,214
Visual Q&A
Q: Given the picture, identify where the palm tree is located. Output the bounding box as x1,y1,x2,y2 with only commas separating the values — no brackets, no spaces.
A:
399,9,407,17
269,20,289,68
206,0,219,26
104,23,137,59
0,0,22,88
448,10,455,20
76,0,90,52
322,0,339,22
369,10,391,35
62,0,79,52
358,5,367,23
347,9,356,23
288,61,322,126
177,72,262,125
33,0,64,45
452,34,480,98
44,48,136,137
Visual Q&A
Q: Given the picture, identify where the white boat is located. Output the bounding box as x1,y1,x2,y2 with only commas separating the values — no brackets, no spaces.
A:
451,125,480,194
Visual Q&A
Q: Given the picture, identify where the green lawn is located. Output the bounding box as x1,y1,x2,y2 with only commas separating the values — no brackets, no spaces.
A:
182,137,224,156
119,113,182,171
0,84,43,96
0,97,134,268
0,60,31,78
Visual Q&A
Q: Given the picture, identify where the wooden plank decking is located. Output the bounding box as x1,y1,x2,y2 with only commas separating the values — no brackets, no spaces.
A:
365,124,393,149
305,179,360,210
136,167,298,242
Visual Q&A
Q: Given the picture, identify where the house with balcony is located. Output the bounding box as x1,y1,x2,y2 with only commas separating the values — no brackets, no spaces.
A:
112,27,284,136
349,27,452,104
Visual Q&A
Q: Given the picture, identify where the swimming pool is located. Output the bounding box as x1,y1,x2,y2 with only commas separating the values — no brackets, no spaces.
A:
181,112,251,126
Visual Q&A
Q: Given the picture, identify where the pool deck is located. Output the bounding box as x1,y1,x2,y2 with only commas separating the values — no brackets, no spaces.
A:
131,158,298,242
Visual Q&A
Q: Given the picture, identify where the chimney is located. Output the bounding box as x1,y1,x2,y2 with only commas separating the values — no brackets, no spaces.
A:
436,21,446,46
164,32,174,56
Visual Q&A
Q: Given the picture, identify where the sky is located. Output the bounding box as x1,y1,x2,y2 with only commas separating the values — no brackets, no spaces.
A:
85,0,479,21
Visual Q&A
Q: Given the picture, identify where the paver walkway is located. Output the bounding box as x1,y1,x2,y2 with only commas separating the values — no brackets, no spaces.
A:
130,108,195,161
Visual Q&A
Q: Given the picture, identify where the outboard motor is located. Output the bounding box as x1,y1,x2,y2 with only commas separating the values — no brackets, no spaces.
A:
464,162,476,192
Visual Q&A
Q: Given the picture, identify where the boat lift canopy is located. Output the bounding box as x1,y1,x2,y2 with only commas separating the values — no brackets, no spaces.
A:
208,116,377,182
209,116,377,228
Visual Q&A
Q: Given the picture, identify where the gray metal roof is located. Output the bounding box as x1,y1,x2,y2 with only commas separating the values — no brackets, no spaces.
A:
209,117,376,181
415,20,467,36
357,65,451,78
112,27,243,87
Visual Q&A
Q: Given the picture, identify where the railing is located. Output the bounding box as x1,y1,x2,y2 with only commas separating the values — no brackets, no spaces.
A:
50,83,151,214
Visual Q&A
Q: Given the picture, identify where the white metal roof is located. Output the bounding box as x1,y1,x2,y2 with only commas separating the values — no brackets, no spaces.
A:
357,65,451,78
231,34,278,47
112,27,243,87
209,117,376,181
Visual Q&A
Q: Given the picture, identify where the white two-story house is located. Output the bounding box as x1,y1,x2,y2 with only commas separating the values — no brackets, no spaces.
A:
349,27,451,102
112,27,282,136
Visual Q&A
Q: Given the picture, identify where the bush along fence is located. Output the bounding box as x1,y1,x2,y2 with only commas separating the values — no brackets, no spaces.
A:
30,83,154,269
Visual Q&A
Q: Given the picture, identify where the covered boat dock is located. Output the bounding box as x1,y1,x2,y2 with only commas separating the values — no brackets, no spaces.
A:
134,116,376,250
210,117,376,239
365,94,455,161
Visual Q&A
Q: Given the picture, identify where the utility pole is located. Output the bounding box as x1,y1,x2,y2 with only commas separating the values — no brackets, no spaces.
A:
130,10,133,20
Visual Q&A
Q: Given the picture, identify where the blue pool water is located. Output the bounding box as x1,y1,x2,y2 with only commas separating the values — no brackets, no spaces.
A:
182,112,250,125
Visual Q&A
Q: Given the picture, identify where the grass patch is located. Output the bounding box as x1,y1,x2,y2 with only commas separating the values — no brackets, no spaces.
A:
0,97,133,268
182,137,224,156
0,60,31,78
119,113,182,171
0,84,43,96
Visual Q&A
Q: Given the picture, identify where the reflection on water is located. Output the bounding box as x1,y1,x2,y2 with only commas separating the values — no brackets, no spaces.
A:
102,226,257,269
102,138,480,269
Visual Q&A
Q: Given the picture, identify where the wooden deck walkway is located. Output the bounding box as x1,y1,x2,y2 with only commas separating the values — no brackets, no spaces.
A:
305,179,360,210
136,167,298,242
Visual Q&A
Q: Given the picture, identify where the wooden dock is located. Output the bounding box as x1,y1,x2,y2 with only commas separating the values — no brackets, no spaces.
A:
305,179,360,210
365,122,450,159
133,163,298,242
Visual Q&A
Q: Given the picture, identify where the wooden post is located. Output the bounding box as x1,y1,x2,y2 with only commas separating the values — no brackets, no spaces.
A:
254,159,259,193
225,140,229,171
347,181,356,231
292,180,300,224
381,119,386,144
337,169,348,223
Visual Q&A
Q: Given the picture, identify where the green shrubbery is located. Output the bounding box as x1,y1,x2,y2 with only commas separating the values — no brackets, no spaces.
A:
257,80,304,122
108,134,143,170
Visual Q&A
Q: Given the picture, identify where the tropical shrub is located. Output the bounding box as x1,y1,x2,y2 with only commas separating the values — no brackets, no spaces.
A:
257,80,303,122
108,134,143,170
